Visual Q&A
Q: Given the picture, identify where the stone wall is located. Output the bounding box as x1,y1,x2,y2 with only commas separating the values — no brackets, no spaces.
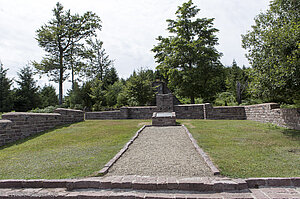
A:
174,104,205,119
244,103,300,130
206,104,247,120
84,93,299,130
0,109,84,147
85,106,158,120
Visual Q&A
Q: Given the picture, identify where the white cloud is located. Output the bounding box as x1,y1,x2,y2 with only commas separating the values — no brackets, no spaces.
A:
0,0,270,94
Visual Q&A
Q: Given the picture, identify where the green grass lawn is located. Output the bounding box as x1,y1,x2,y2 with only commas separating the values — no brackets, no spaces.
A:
180,120,300,178
0,120,149,179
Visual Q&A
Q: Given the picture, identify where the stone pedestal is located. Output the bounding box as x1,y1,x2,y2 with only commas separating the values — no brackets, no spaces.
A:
152,112,176,126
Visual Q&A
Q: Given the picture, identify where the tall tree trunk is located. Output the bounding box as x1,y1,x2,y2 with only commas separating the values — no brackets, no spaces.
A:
236,81,241,104
191,96,195,104
59,51,63,105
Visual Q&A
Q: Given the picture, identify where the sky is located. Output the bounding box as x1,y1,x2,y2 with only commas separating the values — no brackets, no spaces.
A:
0,0,270,94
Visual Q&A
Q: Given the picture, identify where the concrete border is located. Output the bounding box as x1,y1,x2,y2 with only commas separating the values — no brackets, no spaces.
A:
182,124,220,175
95,125,150,176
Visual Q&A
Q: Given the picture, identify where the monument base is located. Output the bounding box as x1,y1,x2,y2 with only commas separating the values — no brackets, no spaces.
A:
152,112,176,126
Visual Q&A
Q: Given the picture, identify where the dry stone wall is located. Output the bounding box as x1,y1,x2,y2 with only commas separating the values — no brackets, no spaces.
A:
0,108,84,147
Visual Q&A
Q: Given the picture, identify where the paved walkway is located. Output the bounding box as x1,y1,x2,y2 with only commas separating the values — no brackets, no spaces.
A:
1,187,300,198
107,126,213,177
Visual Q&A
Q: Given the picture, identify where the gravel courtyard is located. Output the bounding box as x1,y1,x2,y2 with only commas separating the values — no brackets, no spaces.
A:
107,126,213,177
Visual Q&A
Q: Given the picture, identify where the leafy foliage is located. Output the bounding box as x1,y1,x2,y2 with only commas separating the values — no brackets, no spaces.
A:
0,61,14,112
152,0,223,103
124,69,155,106
242,0,300,103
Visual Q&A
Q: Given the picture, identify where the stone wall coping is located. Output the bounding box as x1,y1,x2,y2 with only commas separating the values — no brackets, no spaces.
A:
174,104,204,107
55,108,83,113
2,112,61,117
244,103,278,107
213,106,244,108
122,106,157,109
86,110,120,113
0,119,12,123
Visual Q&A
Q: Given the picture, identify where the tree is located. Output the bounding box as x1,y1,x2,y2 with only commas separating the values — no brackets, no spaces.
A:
39,85,58,108
125,69,155,106
242,0,300,103
34,2,101,104
14,66,40,112
102,67,119,89
105,81,124,107
225,60,248,104
0,61,14,112
152,0,223,103
84,38,113,81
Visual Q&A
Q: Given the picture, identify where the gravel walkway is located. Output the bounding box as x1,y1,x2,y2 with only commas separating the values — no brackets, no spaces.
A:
107,126,213,177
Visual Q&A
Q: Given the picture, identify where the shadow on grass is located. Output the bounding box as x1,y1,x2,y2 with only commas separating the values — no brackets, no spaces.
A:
282,128,300,140
0,122,82,150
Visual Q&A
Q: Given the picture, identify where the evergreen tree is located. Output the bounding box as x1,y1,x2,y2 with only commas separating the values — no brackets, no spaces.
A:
14,66,40,112
0,61,14,112
39,85,58,108
84,38,113,81
33,2,101,104
152,0,223,103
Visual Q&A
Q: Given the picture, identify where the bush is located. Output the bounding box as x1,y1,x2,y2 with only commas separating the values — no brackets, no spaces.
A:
214,92,237,106
31,106,57,113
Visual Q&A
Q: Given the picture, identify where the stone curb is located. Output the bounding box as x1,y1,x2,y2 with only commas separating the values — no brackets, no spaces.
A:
95,125,150,176
0,177,299,192
182,124,220,175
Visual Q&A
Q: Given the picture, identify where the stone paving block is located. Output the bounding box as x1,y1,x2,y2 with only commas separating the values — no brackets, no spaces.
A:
246,178,267,188
167,177,179,190
42,179,70,188
132,176,157,190
120,175,135,189
144,192,175,199
249,189,269,198
21,180,45,188
232,178,248,190
267,178,293,187
0,180,24,188
110,176,124,189
156,177,168,190
292,177,300,186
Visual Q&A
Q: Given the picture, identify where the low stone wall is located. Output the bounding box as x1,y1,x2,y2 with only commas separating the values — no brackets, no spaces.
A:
85,110,123,120
84,102,299,130
174,104,204,119
244,103,300,130
127,106,157,119
0,109,84,147
85,106,157,120
207,105,246,120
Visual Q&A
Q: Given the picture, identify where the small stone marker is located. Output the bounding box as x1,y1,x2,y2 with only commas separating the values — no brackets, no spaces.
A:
152,112,176,126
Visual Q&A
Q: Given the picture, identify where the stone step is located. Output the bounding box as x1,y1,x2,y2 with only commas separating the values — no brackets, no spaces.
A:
0,176,299,193
2,187,300,198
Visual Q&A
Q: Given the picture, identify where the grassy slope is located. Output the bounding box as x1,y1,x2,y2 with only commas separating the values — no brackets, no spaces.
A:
180,120,300,178
0,120,149,179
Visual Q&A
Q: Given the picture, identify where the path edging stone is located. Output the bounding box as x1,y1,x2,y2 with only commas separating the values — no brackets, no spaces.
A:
182,124,220,175
95,125,150,176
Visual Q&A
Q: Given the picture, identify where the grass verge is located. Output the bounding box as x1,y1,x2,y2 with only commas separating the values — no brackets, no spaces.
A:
0,120,150,179
180,120,300,178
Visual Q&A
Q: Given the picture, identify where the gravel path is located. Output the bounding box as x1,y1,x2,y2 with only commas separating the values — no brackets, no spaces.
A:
107,126,213,177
